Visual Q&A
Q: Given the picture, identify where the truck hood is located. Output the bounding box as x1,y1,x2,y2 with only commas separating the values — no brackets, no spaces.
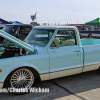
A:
0,30,34,52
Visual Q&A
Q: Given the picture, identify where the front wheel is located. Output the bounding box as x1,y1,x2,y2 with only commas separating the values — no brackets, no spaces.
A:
5,67,37,94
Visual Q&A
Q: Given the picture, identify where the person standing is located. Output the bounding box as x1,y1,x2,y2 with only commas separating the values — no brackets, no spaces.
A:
87,33,92,38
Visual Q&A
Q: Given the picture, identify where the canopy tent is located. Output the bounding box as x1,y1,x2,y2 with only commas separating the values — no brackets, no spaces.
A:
12,21,23,24
85,18,100,25
0,18,11,24
0,18,11,29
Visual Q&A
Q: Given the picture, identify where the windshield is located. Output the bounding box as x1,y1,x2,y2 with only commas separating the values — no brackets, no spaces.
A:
25,29,55,46
2,25,17,35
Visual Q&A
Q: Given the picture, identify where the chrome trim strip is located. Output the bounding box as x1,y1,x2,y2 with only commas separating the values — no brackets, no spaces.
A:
84,62,100,67
40,63,100,81
40,66,83,75
83,62,100,72
40,63,100,75
50,66,83,73
40,66,83,81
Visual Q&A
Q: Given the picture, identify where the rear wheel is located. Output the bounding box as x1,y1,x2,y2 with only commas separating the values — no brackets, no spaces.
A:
4,67,37,94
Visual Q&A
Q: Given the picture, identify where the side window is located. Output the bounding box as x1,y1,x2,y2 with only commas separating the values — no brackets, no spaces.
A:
51,30,77,47
19,27,32,40
14,27,20,39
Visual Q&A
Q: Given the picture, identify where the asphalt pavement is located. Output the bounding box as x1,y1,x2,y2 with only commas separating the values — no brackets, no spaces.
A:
1,70,100,100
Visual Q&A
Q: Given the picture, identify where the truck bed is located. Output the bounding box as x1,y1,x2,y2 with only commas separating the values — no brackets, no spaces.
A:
81,39,100,46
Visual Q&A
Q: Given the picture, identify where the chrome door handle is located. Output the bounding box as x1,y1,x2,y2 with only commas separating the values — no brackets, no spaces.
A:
74,50,80,52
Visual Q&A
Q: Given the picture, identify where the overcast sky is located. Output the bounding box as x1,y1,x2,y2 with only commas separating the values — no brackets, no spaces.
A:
0,0,100,24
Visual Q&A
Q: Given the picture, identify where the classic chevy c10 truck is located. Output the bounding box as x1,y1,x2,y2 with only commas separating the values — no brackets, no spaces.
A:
0,26,100,93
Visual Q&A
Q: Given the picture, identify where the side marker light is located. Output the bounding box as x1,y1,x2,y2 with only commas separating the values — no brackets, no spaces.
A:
0,69,2,72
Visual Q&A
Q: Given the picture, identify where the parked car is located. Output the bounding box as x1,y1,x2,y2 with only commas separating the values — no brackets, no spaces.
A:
0,24,32,42
0,26,100,94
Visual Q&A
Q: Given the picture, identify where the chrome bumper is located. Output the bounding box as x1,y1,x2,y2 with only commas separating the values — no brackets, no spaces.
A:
0,82,3,88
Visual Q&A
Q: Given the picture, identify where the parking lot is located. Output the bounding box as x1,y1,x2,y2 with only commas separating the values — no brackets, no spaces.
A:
1,70,100,100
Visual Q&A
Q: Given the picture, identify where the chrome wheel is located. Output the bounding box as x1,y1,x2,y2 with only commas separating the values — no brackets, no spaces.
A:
10,68,34,89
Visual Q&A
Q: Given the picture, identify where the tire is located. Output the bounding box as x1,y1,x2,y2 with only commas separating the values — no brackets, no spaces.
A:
4,67,37,94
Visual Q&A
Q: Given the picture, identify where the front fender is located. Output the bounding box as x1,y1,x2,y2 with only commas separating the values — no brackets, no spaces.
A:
0,50,49,83
2,63,40,82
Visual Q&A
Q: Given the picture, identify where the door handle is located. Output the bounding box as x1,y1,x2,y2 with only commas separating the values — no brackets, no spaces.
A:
74,50,80,52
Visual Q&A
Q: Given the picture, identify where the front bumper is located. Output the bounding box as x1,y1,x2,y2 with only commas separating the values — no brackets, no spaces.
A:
0,82,3,88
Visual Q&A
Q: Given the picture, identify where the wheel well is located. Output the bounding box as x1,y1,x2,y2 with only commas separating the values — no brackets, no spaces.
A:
3,66,41,88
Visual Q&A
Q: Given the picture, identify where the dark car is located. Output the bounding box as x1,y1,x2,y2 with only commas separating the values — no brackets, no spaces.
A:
0,24,33,56
1,24,33,41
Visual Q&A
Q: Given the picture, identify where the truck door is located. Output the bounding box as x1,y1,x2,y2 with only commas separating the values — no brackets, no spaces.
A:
48,29,83,79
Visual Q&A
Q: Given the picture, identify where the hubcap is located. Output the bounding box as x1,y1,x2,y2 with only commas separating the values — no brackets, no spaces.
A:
10,68,34,89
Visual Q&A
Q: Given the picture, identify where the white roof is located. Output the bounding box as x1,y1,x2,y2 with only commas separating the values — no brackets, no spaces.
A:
34,26,77,29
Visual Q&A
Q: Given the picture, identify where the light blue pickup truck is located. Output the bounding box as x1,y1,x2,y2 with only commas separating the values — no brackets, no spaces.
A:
0,26,100,92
